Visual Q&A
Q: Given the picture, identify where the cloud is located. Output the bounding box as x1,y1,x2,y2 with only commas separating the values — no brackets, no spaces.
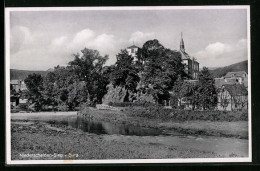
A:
71,28,96,45
10,26,33,54
93,34,116,52
237,38,247,48
129,31,155,45
196,42,231,59
66,28,117,65
194,39,248,67
51,36,68,47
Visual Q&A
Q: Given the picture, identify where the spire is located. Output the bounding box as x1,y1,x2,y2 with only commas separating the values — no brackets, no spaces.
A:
180,32,185,52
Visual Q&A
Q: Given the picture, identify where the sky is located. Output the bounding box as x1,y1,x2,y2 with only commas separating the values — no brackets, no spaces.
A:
8,7,248,70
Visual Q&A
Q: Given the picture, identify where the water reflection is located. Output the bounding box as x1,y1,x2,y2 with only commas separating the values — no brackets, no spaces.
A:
53,116,162,136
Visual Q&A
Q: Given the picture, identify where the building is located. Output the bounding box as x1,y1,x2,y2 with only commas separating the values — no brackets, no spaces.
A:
10,80,27,92
10,94,19,107
10,80,21,92
126,45,139,63
224,71,247,79
10,80,28,107
224,71,248,88
217,84,248,111
179,33,200,79
214,71,248,88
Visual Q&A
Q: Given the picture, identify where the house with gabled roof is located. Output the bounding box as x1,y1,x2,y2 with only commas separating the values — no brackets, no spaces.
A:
214,71,248,88
217,84,248,111
224,71,247,79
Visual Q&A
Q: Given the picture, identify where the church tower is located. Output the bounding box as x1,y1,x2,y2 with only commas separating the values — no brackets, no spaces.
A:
180,32,185,52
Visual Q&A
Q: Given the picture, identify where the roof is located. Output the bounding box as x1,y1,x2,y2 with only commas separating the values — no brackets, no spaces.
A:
127,45,139,49
224,71,247,78
214,78,238,88
10,80,19,85
180,50,190,60
222,84,248,96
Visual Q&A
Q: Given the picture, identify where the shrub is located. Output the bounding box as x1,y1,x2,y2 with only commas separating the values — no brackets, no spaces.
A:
57,104,69,111
83,101,96,107
108,101,155,107
78,102,96,115
125,106,248,121
109,102,133,107
18,104,28,110
125,104,171,120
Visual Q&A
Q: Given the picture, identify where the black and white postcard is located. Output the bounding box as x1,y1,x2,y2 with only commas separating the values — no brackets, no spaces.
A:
5,6,251,164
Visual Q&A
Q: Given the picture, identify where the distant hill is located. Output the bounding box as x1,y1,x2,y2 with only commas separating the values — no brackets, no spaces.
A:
10,69,49,80
209,60,248,78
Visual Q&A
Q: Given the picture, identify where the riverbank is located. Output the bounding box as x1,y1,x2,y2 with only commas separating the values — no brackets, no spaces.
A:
11,119,248,160
79,108,248,139
10,110,249,160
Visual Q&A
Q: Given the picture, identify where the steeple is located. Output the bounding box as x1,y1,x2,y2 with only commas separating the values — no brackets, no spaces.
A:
180,32,185,52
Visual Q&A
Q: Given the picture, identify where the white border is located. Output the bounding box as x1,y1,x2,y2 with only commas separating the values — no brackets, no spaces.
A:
5,6,251,165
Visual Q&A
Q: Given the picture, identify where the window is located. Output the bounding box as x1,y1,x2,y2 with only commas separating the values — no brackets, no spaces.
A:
131,48,134,53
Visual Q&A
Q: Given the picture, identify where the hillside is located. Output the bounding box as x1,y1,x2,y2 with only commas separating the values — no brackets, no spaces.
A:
10,69,49,80
209,60,248,78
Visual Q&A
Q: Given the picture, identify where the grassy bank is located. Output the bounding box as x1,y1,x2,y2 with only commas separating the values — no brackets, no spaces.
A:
107,102,248,121
79,106,248,139
11,121,225,160
12,120,249,160
125,106,248,121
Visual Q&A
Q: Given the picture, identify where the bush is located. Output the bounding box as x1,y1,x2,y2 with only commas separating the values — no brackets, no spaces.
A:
108,101,155,107
125,106,248,121
18,104,28,110
125,104,171,120
108,102,132,107
79,102,96,114
83,101,96,107
57,104,69,111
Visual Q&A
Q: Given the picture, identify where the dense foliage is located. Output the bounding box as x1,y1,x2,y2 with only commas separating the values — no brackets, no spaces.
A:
23,39,218,111
125,106,248,121
24,73,44,111
197,67,218,110
110,50,140,92
138,39,187,103
24,48,110,111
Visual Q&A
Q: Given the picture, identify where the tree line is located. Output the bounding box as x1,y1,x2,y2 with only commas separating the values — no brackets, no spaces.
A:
23,39,217,111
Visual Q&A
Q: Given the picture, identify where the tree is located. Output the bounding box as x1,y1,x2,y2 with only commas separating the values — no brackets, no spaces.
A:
171,76,199,110
139,39,186,103
233,95,248,111
218,87,230,111
110,49,140,92
197,67,218,110
69,48,109,104
24,73,44,111
42,66,80,110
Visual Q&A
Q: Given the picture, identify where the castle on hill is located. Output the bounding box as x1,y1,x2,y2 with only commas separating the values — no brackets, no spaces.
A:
126,33,200,80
